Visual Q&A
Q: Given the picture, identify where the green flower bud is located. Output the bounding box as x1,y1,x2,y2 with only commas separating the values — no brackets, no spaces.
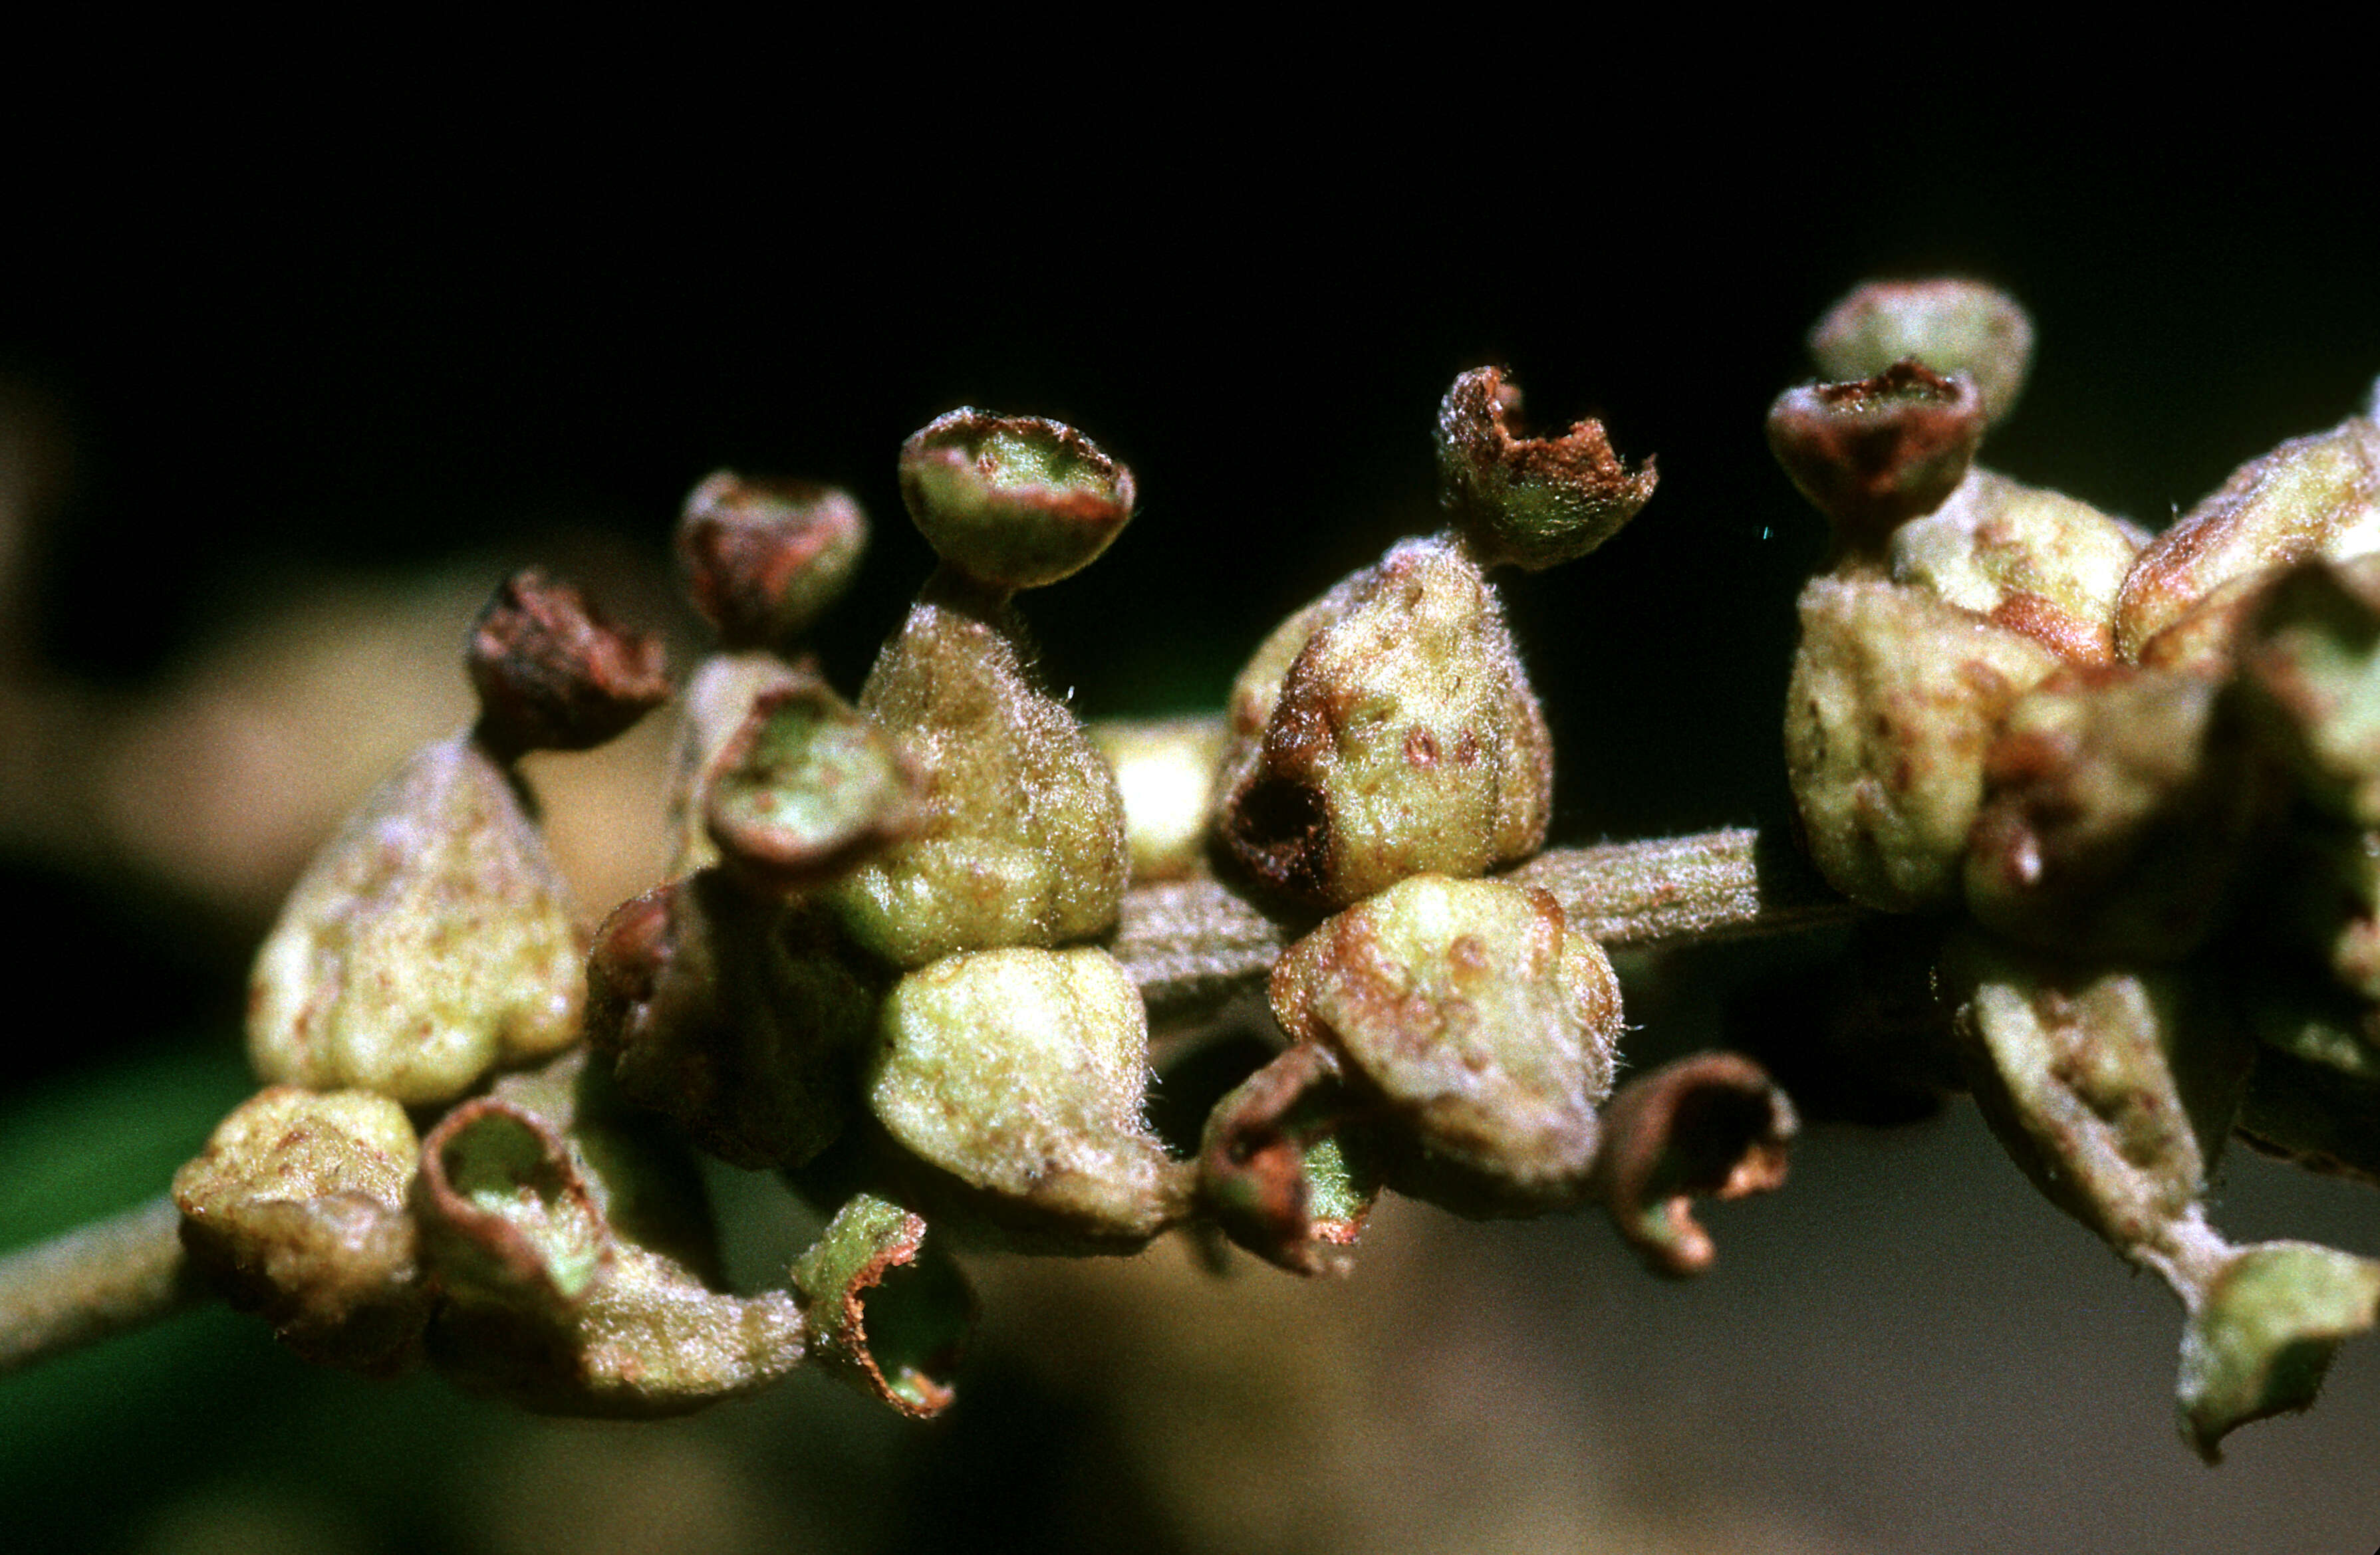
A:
898,409,1135,592
866,945,1188,1250
1089,714,1230,883
1267,875,1621,1209
1964,665,2262,961
417,1095,807,1417
676,471,867,653
2234,557,2380,826
790,1193,972,1417
827,587,1126,967
1766,362,1984,550
1891,469,2147,663
706,676,922,894
247,732,586,1104
1783,575,2063,911
1807,278,2035,429
665,650,808,878
2178,1241,2380,1463
466,568,671,761
172,1086,428,1374
1434,366,1656,572
585,874,872,1170
1216,535,1551,909
2113,411,2380,659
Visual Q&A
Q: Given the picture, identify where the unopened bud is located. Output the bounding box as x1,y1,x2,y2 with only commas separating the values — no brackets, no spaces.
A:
1891,469,2146,663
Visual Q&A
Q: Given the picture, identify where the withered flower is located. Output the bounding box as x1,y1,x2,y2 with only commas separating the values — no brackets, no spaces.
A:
1434,366,1656,572
898,408,1135,591
676,471,868,653
467,568,671,760
790,1193,972,1417
1766,361,1984,552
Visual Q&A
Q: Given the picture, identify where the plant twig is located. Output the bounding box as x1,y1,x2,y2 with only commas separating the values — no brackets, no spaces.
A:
0,1194,203,1376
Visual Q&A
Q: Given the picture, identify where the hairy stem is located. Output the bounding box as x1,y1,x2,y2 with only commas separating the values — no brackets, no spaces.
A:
0,1195,203,1376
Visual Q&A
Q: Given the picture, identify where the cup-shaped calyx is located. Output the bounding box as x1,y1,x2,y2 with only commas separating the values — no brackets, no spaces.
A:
2113,408,2380,660
1949,939,2379,1460
247,731,587,1103
899,409,1135,592
173,1086,428,1374
467,568,672,760
828,587,1126,967
791,1193,973,1418
1217,535,1550,909
1265,876,1622,1216
415,1094,807,1417
865,946,1190,1251
1767,361,1985,552
1784,574,2064,912
1964,665,2264,962
705,675,923,894
585,876,874,1170
1807,278,2035,429
677,471,868,652
1889,470,2146,664
1434,367,1656,572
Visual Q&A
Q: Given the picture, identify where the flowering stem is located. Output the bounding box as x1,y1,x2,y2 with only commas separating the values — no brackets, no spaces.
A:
0,1195,203,1376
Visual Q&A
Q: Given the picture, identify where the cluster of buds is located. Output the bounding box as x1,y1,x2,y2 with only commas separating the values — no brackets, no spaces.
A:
1775,278,2380,1458
181,386,1799,1424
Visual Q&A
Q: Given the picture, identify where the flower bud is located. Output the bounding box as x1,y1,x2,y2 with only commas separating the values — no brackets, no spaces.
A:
417,1095,807,1417
865,945,1188,1249
1766,362,1984,550
1807,278,2034,429
827,588,1126,967
705,676,922,894
676,471,867,652
790,1193,972,1417
1891,469,2147,663
1434,366,1656,572
247,733,586,1104
467,569,671,760
1267,875,1621,1209
1089,714,1230,883
172,1086,428,1373
1784,575,2063,911
1964,665,2263,961
898,409,1135,592
1216,535,1550,909
585,875,872,1170
2113,412,2380,659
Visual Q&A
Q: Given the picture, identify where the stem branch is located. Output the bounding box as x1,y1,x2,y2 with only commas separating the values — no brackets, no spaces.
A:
0,1194,203,1376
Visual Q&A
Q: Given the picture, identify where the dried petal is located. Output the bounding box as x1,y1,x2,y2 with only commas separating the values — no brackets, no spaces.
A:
1216,535,1549,908
2113,412,2380,659
172,1086,427,1373
1585,1052,1797,1278
865,946,1188,1249
1089,714,1230,883
1767,362,1984,549
467,569,671,759
1891,468,2147,663
2178,1242,2380,1462
676,471,867,652
1269,875,1620,1209
1964,665,2263,961
898,409,1135,591
1783,575,2063,911
247,733,586,1104
790,1193,973,1417
1807,278,2034,429
827,587,1126,967
1434,366,1656,572
705,676,922,894
585,874,871,1170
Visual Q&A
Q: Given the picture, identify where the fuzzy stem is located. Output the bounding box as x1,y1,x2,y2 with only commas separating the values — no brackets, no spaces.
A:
0,1195,203,1376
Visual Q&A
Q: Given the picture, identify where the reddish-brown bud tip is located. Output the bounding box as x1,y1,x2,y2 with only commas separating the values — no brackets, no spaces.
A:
676,472,868,652
1766,361,1984,550
467,569,672,759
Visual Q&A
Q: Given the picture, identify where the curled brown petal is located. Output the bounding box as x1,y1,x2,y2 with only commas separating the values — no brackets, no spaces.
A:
468,569,672,759
1196,1042,1374,1276
1587,1052,1798,1278
790,1194,974,1418
1434,366,1657,572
